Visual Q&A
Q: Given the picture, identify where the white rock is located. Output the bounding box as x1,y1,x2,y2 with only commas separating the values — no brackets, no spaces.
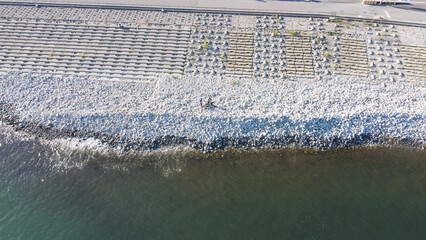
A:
1,71,424,148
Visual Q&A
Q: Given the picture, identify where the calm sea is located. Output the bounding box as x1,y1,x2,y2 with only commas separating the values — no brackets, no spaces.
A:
0,132,425,240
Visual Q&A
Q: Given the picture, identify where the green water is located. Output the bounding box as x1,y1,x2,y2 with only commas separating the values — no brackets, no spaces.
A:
0,136,425,239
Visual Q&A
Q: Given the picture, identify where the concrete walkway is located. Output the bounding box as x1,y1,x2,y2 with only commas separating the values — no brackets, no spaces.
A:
1,0,426,24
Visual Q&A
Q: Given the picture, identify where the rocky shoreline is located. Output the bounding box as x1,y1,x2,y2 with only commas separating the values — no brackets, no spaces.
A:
1,102,423,153
1,72,425,153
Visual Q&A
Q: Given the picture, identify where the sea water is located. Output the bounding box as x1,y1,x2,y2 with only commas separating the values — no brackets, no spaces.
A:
0,132,425,239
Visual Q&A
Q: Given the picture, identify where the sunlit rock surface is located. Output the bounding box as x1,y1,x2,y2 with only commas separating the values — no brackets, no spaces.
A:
0,72,425,150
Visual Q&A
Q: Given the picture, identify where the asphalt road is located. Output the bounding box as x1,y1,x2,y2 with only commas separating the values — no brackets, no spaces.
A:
0,0,425,24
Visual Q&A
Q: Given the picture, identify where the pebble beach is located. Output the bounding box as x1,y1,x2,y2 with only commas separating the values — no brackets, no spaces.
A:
1,71,424,151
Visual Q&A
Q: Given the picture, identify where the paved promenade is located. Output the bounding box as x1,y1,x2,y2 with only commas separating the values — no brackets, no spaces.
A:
2,0,426,24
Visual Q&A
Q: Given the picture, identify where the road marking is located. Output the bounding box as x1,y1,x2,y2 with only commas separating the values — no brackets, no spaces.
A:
384,10,391,19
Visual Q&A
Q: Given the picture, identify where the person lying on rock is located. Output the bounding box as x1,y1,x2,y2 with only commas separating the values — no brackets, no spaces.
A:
200,97,217,109
207,97,216,108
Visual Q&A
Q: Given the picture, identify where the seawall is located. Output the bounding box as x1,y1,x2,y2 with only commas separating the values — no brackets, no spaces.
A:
0,4,424,152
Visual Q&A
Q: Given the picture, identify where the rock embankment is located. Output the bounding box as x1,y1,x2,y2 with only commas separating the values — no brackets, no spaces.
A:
0,72,425,152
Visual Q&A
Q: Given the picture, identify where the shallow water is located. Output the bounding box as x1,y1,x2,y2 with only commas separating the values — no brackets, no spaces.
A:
0,133,425,239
